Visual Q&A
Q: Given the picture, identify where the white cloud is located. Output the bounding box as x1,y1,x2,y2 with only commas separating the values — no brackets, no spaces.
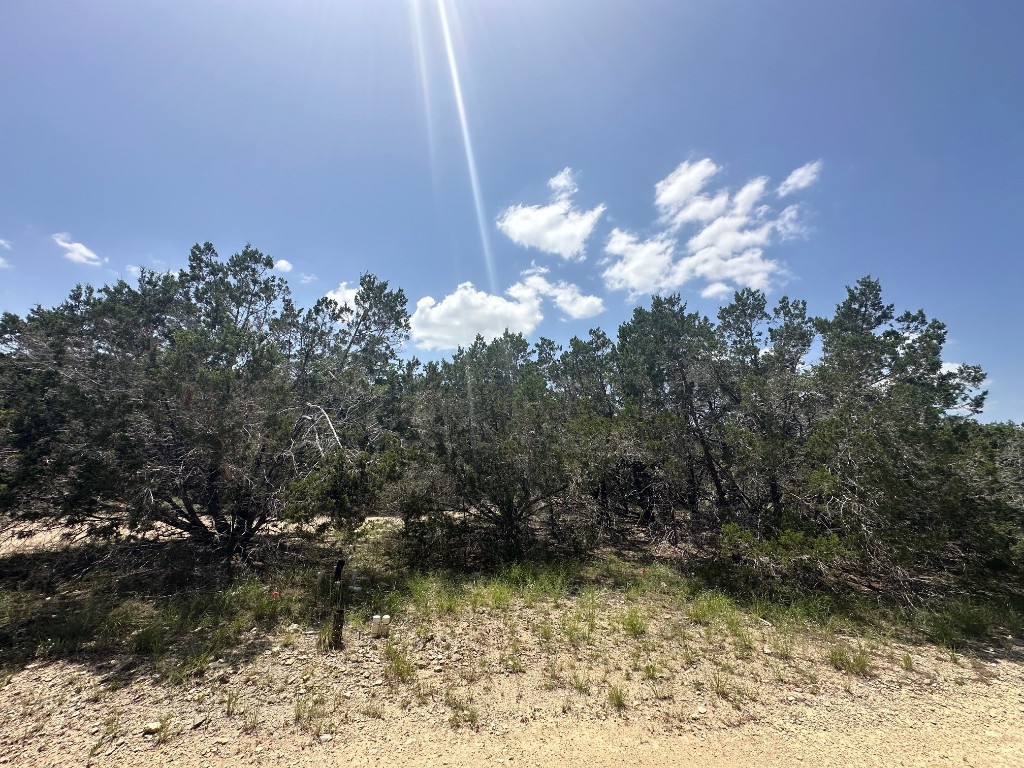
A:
511,268,604,320
777,160,823,197
655,159,721,229
602,159,818,299
775,204,807,240
126,265,141,278
52,232,104,266
300,273,318,284
0,239,11,250
602,229,677,296
0,256,11,270
410,282,543,350
497,168,606,260
326,281,358,308
701,281,732,299
273,259,294,273
548,167,578,199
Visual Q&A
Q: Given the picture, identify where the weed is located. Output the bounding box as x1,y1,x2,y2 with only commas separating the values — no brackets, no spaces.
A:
828,644,871,676
569,672,592,695
242,706,261,733
499,650,526,674
225,688,240,717
536,621,555,644
443,690,479,729
900,652,913,671
155,712,173,745
360,702,385,719
689,591,738,625
607,685,627,711
621,607,649,638
383,640,415,683
725,615,754,656
294,689,332,735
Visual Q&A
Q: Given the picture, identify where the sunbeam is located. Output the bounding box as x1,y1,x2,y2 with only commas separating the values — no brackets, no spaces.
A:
410,0,439,180
436,0,497,292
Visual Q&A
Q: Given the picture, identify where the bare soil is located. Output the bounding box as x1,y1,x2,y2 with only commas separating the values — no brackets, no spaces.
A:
3,605,1022,768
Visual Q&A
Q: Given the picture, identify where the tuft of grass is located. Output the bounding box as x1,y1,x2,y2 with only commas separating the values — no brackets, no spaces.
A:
725,615,754,656
828,644,871,676
360,702,385,720
607,685,627,711
443,690,479,729
155,712,174,745
242,706,261,733
225,688,241,717
294,689,332,735
383,640,415,683
620,607,649,638
88,711,122,758
536,621,555,644
569,671,592,695
561,615,590,646
900,652,913,671
689,591,738,625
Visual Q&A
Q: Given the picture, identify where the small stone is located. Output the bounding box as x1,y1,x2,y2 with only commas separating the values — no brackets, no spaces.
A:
697,705,707,714
320,734,333,743
764,645,773,655
192,715,209,730
142,721,162,735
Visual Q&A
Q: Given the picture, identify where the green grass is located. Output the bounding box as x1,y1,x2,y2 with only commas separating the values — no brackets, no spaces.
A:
384,640,415,682
620,606,649,637
607,684,627,710
689,590,739,625
828,643,872,676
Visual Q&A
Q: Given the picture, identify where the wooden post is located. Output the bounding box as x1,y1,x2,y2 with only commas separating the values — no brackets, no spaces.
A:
330,558,346,649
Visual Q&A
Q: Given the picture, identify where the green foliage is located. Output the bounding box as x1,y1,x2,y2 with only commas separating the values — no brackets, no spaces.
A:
1,254,1020,598
719,523,849,583
828,644,871,676
398,331,592,563
0,247,409,555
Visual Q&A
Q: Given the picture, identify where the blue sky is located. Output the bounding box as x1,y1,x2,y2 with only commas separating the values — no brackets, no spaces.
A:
1,1,1022,421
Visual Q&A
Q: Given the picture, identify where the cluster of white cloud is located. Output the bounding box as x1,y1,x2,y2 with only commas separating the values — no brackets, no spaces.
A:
496,168,606,261
778,160,822,197
408,266,604,350
0,238,10,269
326,281,358,308
52,232,105,267
599,159,821,298
322,158,821,352
410,281,543,351
273,259,293,273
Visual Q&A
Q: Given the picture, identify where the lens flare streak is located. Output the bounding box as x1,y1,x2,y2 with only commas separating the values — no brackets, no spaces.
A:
435,0,497,292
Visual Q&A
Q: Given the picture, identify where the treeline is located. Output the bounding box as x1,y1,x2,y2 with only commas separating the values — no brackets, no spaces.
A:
1,244,1021,589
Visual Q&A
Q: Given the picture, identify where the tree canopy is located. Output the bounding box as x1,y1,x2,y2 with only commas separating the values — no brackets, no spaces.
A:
1,246,1020,588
